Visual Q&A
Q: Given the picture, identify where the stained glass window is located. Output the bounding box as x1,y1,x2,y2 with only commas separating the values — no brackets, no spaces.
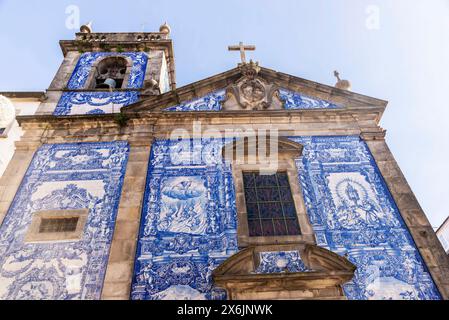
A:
243,171,301,237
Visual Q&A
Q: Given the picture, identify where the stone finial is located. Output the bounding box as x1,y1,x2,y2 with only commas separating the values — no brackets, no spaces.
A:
159,22,171,35
334,70,352,91
80,21,93,34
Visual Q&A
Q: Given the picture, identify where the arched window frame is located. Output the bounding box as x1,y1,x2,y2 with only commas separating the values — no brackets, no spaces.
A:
85,55,134,90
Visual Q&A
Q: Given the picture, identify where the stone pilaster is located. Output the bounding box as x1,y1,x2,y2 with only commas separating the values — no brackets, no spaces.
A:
364,136,449,300
101,138,153,300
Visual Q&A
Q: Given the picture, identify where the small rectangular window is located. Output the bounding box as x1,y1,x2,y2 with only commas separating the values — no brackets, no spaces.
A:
0,128,5,135
25,209,88,243
243,171,301,237
39,217,79,233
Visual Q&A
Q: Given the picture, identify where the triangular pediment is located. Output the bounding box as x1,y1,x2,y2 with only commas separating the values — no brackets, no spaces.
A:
122,64,388,116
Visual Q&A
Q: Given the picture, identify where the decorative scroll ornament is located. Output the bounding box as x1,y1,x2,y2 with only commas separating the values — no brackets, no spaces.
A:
222,61,283,111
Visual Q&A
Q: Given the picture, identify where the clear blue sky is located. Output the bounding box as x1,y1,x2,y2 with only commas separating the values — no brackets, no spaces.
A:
0,0,448,228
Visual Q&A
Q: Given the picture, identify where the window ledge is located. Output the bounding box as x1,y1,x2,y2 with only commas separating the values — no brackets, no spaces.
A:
238,234,315,248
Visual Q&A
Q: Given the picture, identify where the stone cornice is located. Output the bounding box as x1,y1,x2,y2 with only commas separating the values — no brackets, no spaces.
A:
16,107,386,142
17,107,383,126
0,92,45,99
60,32,172,56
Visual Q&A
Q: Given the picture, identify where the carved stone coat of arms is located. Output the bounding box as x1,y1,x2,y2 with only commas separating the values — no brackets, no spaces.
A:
222,61,283,111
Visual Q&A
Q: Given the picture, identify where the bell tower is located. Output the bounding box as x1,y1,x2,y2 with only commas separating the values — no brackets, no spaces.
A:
36,22,176,116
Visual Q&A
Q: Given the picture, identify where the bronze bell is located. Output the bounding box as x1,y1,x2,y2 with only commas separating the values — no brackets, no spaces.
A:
96,78,117,89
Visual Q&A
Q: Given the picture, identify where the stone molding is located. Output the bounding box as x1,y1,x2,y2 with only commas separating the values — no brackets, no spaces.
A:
213,244,356,300
16,109,383,145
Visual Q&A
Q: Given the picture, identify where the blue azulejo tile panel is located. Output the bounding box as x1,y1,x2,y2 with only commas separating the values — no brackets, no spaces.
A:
131,138,238,300
291,136,440,300
164,89,226,112
67,52,148,90
0,142,129,300
53,91,139,116
279,88,341,109
256,251,310,274
163,88,341,112
131,135,440,300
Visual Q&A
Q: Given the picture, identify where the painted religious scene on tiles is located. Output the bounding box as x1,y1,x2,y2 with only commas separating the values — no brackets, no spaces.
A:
130,138,238,300
131,138,313,300
292,136,440,300
0,142,129,300
54,52,147,116
131,135,440,300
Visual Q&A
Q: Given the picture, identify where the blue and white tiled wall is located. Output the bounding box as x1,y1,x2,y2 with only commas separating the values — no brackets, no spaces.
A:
131,138,238,300
2,81,441,299
293,136,440,300
164,88,341,112
0,142,129,299
255,251,310,274
0,135,441,300
54,52,148,116
131,136,441,300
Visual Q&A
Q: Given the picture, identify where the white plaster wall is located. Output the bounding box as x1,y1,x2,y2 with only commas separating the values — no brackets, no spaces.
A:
437,221,449,253
159,51,171,94
0,100,40,177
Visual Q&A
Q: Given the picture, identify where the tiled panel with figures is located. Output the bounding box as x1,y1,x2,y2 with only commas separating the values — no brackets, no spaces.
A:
132,135,441,300
164,88,340,111
0,142,129,299
164,90,226,112
291,135,441,300
278,88,341,109
54,52,147,116
131,138,238,300
255,251,310,274
67,52,148,90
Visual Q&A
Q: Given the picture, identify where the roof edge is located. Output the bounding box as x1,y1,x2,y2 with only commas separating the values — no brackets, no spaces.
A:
124,65,388,114
0,91,46,99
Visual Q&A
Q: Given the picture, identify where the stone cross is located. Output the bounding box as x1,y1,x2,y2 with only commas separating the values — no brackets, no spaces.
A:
228,42,256,64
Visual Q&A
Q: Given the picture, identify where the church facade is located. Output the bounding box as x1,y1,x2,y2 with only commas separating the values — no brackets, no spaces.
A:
0,25,448,300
